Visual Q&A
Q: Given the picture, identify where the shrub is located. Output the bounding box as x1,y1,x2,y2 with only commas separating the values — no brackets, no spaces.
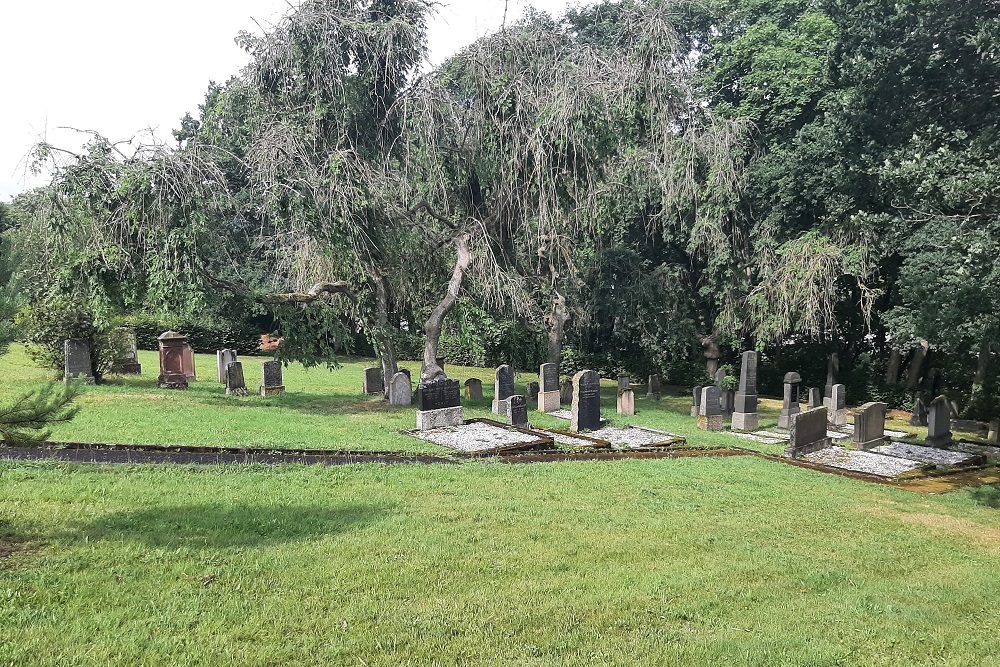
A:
19,298,114,381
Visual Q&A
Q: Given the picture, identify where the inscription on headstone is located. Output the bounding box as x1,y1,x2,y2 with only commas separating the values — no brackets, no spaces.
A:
363,367,385,396
698,386,723,431
540,363,559,392
853,402,887,450
507,395,528,427
260,360,286,397
417,379,461,412
389,372,412,406
64,339,94,384
571,370,601,432
493,364,515,414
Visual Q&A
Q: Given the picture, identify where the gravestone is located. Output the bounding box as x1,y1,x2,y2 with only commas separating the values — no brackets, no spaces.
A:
225,361,249,396
731,351,759,432
560,378,574,405
714,368,727,387
571,370,601,432
778,372,801,429
507,395,528,428
823,352,839,408
909,396,928,426
363,367,384,396
389,372,412,406
112,328,141,375
925,395,953,447
785,407,832,458
721,390,735,415
181,344,196,381
464,378,484,401
697,386,723,431
807,387,823,410
853,402,888,450
989,420,999,446
260,360,286,397
617,375,630,391
492,364,515,415
617,388,635,416
157,331,189,389
216,349,237,383
646,374,661,400
526,381,540,402
690,385,703,417
416,378,463,430
828,383,847,426
63,339,94,384
538,363,561,412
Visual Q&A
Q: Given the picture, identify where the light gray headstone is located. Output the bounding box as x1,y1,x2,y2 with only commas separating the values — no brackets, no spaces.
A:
807,387,823,410
926,395,953,446
786,407,831,457
853,402,887,450
389,372,412,406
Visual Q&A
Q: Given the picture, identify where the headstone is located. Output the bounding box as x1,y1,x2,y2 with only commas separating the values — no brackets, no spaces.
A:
181,344,196,381
721,390,735,415
828,383,847,426
823,352,839,408
909,396,928,426
697,386,723,431
785,407,832,458
63,339,94,384
731,351,759,432
363,366,384,396
570,370,601,432
560,378,574,405
806,387,822,410
526,381,540,401
538,363,560,412
260,360,286,397
853,402,888,450
690,385,703,417
216,349,237,383
157,331,189,389
646,374,661,400
617,375,630,391
507,395,528,427
464,378,484,401
617,388,635,416
714,368,726,387
492,364,515,414
416,378,463,430
225,361,249,396
389,371,412,406
777,371,801,429
925,395,953,447
112,328,141,375
989,419,999,445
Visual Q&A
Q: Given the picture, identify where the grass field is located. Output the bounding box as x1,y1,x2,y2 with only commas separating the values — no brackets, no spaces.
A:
3,346,999,665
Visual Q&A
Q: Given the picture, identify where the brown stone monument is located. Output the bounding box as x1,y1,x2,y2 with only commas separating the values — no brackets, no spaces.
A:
157,331,189,389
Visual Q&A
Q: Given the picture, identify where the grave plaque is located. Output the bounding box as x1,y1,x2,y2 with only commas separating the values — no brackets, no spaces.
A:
389,371,412,406
217,349,237,383
64,339,94,384
732,351,758,431
785,407,832,458
807,387,823,410
778,371,801,429
260,360,286,397
925,395,953,447
646,374,661,400
464,378,484,401
853,402,888,450
507,395,528,427
571,370,601,432
617,388,635,416
363,367,385,396
691,385,703,417
416,378,463,430
698,386,723,431
157,330,189,389
112,328,141,375
493,364,515,414
540,363,559,392
526,381,540,401
225,361,249,396
828,384,847,426
909,396,928,426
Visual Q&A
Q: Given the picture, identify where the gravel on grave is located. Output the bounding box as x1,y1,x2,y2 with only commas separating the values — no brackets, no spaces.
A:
952,441,1000,459
588,426,678,449
728,431,787,445
414,421,542,453
840,423,910,439
871,442,978,465
801,446,923,477
546,431,605,448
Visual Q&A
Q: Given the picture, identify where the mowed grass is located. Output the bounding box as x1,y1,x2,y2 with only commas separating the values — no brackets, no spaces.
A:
3,458,1000,665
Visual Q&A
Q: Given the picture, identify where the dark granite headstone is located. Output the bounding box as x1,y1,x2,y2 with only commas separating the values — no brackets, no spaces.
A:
417,379,461,411
824,352,839,401
495,365,515,401
926,395,953,447
526,381,539,401
507,395,528,427
225,361,249,396
260,360,286,397
786,407,831,457
464,378,484,400
363,367,384,395
540,363,559,392
64,339,94,383
571,370,601,432
617,375,630,391
910,396,928,426
734,351,757,412
691,385,704,417
646,374,661,400
853,402,887,450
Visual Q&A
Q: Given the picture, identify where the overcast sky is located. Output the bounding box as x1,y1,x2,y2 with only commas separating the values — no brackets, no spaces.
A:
0,0,587,202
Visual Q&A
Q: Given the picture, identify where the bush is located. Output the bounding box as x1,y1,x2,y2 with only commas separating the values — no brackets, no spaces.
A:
19,298,114,381
113,313,263,356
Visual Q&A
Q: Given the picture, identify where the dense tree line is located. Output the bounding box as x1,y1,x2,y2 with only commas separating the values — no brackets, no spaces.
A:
7,0,999,416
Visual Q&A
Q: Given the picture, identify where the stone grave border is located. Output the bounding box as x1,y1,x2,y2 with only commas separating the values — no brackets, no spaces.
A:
402,418,555,457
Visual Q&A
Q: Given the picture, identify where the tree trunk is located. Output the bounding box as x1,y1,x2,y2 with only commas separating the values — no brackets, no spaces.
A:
421,233,471,383
702,336,720,379
545,291,569,365
371,273,399,398
904,340,929,390
885,349,902,385
974,339,991,387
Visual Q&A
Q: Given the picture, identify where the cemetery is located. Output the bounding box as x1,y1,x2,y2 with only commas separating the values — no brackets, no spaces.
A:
2,0,1000,665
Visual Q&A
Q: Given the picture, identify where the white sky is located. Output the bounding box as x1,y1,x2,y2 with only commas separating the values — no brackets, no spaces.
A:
0,0,588,202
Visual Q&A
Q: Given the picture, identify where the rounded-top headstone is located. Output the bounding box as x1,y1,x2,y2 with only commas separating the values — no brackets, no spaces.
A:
783,371,801,384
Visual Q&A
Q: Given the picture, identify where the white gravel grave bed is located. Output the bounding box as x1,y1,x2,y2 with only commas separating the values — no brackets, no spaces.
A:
588,426,681,449
414,421,545,454
952,442,1000,459
840,423,910,439
729,431,787,445
871,442,978,465
800,446,924,477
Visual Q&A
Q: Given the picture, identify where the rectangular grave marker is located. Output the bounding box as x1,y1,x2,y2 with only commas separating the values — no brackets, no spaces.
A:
786,407,832,458
363,367,384,396
853,401,887,450
571,370,601,432
64,339,94,384
260,360,286,397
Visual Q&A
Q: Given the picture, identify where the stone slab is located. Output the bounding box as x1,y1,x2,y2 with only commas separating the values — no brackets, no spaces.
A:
589,426,684,449
870,442,978,465
731,412,759,432
416,406,464,431
800,446,924,478
538,390,560,413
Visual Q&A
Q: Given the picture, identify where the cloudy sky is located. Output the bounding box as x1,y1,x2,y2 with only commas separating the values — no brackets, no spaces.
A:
0,0,587,201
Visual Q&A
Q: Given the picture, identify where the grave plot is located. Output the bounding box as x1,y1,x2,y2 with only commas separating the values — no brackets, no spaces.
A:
728,431,787,445
838,423,911,439
587,426,685,449
412,420,552,456
870,442,981,465
531,428,612,449
800,446,924,478
952,441,1000,460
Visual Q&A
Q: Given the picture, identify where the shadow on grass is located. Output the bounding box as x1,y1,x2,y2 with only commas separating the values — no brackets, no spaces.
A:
969,484,1000,509
76,502,391,549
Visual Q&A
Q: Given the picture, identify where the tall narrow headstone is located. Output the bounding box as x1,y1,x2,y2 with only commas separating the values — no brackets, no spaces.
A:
571,370,601,432
538,363,561,412
507,395,528,427
157,331,189,389
731,351,759,432
64,339,95,384
560,378,574,405
260,360,286,397
617,388,635,416
112,328,141,375
492,364,515,415
464,378,484,401
691,385,703,417
778,372,801,429
389,372,412,406
853,402,888,450
225,361,249,396
216,349,237,383
181,345,196,381
910,396,928,426
698,386,723,431
416,378,463,430
823,352,839,408
526,381,540,401
925,395,953,447
363,367,385,396
807,387,823,410
646,374,661,400
828,383,847,426
785,407,832,458
714,368,727,387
